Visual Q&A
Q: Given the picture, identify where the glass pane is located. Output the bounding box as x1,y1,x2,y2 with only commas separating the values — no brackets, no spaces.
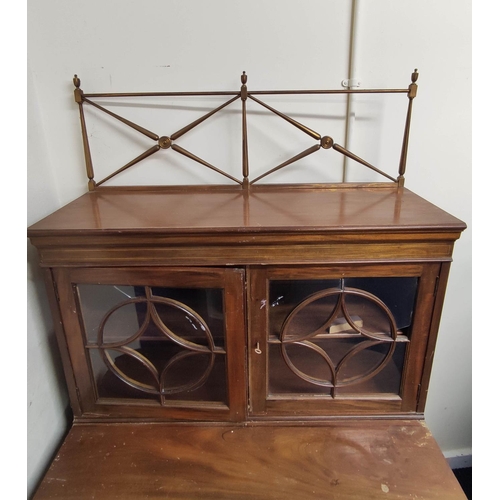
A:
268,340,406,396
78,285,142,344
336,341,406,394
269,280,341,339
268,343,331,396
89,348,159,402
77,284,227,405
342,293,393,338
343,277,418,332
268,276,417,398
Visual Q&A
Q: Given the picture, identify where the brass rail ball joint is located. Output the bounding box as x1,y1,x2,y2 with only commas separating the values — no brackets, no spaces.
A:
321,136,334,149
158,136,172,149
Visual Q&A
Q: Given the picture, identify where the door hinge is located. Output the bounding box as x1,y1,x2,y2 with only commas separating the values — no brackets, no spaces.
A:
416,383,422,403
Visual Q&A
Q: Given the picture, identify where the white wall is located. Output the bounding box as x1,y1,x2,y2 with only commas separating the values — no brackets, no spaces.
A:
27,65,70,496
27,0,471,494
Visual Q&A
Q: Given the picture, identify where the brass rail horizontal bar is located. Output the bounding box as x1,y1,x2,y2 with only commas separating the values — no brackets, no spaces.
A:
84,91,241,98
249,89,408,95
84,89,407,98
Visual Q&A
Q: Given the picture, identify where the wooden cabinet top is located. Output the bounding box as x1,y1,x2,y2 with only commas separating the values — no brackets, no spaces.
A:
28,185,466,237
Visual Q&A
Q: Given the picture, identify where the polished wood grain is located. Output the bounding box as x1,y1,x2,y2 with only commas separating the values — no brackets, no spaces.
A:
30,237,459,268
417,262,452,412
27,185,465,268
34,421,466,500
28,185,465,236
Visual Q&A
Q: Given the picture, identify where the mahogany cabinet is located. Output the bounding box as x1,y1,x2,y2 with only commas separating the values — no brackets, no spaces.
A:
28,185,467,499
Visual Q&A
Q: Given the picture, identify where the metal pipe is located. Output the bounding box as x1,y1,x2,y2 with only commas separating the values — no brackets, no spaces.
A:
342,0,359,181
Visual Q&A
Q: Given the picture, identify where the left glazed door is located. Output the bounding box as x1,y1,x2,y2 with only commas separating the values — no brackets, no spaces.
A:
52,267,247,422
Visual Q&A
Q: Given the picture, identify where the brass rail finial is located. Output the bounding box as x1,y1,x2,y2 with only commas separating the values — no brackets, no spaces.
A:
408,69,418,99
73,74,83,103
241,71,248,101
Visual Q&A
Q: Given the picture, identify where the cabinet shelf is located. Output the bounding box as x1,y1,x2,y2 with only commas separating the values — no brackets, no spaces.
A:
267,333,409,343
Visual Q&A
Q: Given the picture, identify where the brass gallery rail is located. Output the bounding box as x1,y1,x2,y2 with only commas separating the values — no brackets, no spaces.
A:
72,70,419,191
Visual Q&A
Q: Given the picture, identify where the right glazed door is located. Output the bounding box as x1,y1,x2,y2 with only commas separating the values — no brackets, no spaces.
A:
248,263,442,417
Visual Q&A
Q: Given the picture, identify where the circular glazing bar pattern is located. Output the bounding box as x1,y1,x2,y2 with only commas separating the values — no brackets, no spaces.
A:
278,286,399,394
95,286,224,400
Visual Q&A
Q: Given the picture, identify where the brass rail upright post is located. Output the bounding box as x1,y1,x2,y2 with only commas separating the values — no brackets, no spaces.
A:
398,69,419,187
241,72,249,189
73,75,96,191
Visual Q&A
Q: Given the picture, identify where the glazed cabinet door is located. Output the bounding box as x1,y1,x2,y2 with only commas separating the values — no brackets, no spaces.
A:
51,267,247,421
248,263,443,418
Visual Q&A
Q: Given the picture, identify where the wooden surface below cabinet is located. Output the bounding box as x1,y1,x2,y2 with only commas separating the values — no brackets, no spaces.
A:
33,421,466,500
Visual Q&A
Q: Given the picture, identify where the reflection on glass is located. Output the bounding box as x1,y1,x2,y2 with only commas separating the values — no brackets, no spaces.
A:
268,277,417,397
77,284,227,405
268,341,406,396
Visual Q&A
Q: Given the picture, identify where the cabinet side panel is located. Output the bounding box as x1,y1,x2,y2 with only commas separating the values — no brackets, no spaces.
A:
417,262,452,413
52,268,98,414
43,269,82,417
400,263,442,412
